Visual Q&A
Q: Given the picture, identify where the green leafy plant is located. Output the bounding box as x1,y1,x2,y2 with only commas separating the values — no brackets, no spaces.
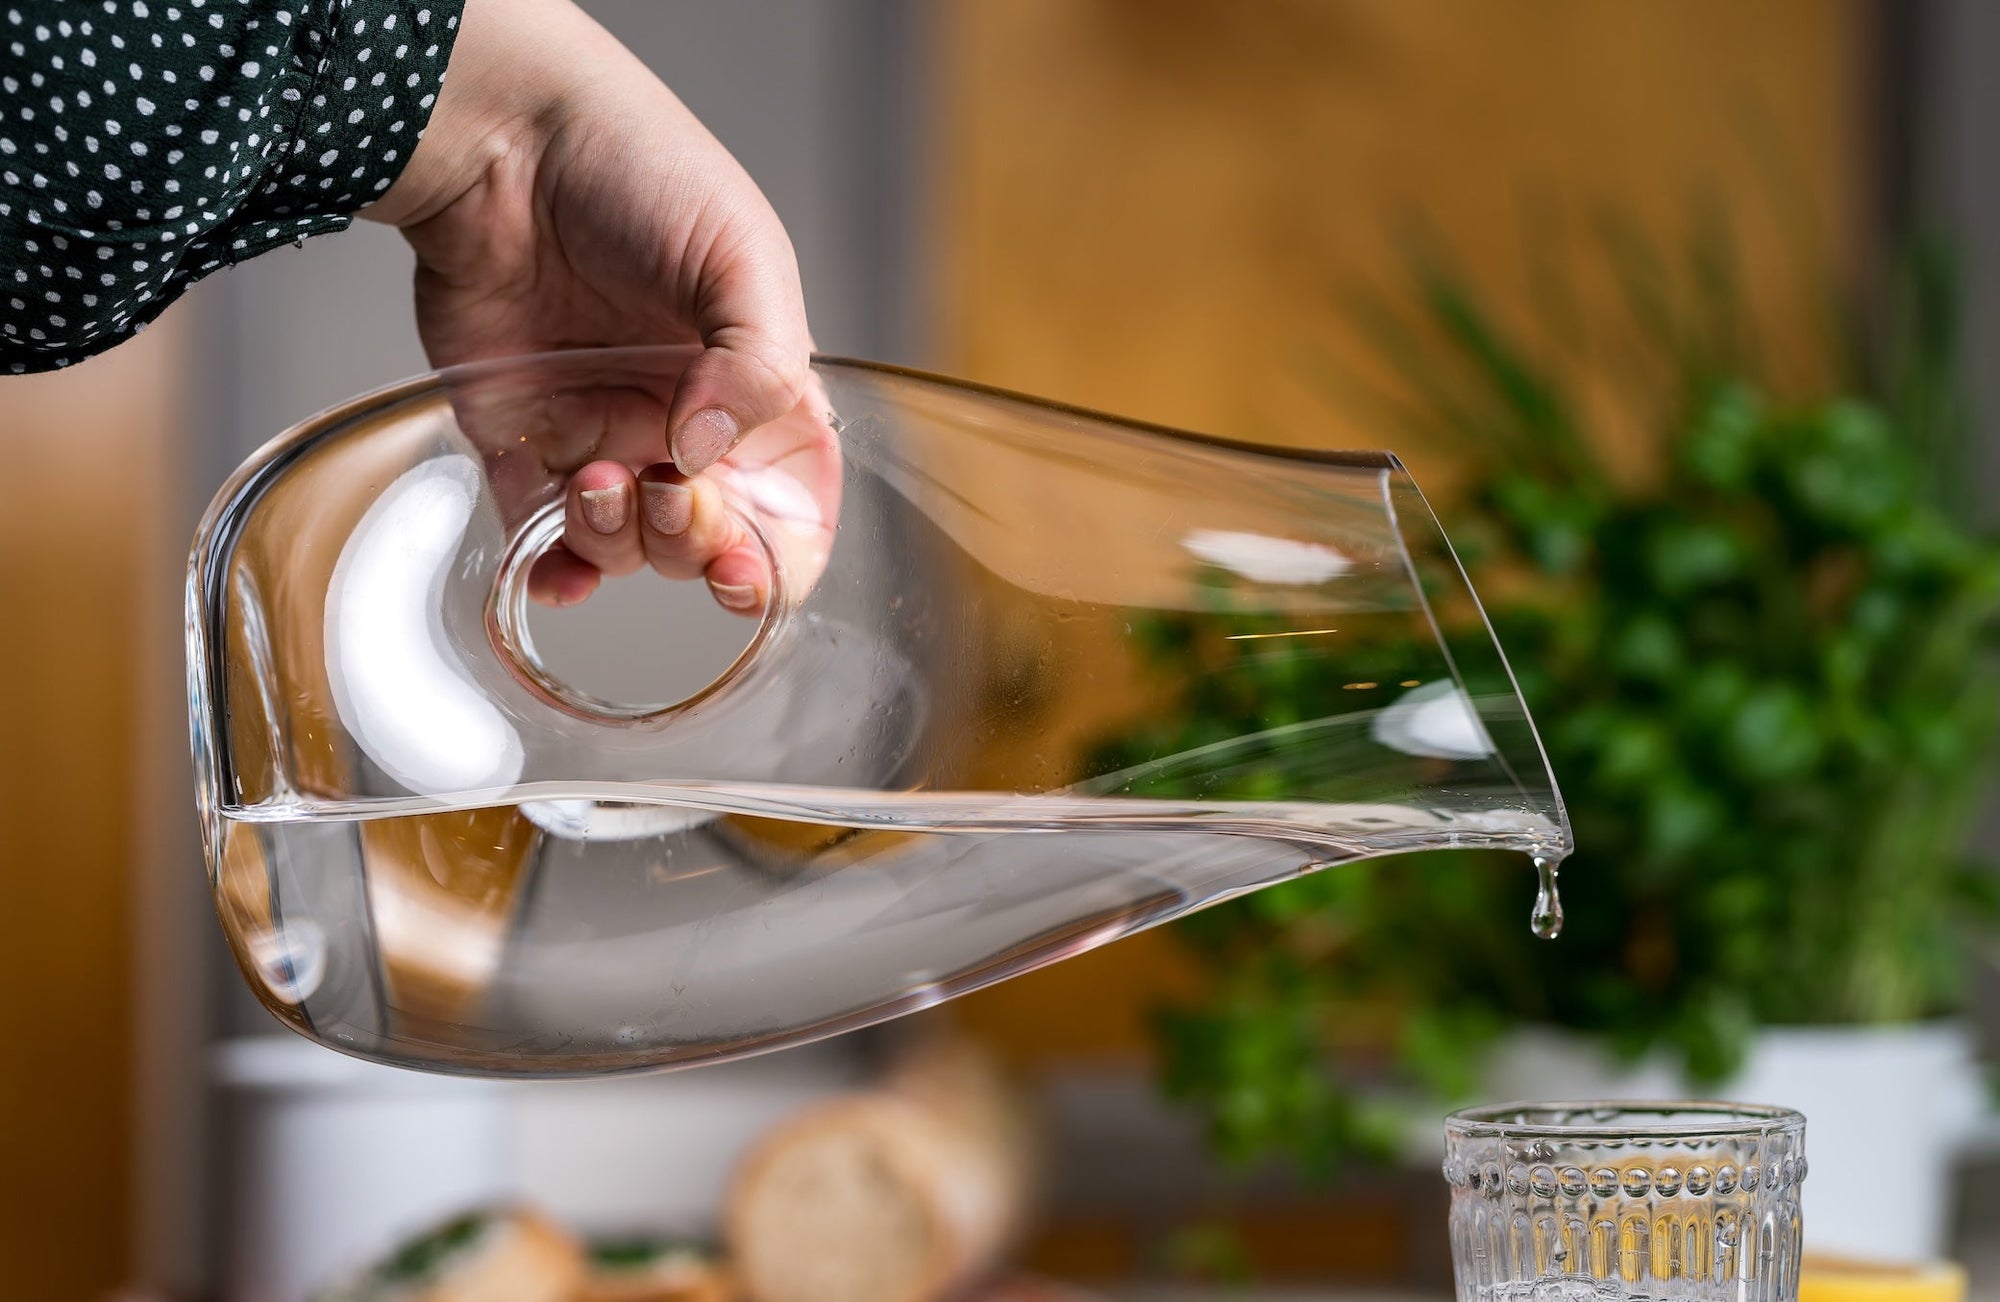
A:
1128,224,2000,1173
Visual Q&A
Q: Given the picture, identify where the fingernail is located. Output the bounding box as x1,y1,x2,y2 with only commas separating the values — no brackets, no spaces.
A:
671,407,739,474
708,581,761,612
641,479,693,535
579,485,628,534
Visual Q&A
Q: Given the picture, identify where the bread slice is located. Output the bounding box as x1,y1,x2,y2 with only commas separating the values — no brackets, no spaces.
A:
725,1037,1036,1302
313,1207,586,1302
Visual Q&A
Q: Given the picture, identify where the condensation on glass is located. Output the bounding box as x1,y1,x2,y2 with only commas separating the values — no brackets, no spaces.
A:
188,346,1571,1076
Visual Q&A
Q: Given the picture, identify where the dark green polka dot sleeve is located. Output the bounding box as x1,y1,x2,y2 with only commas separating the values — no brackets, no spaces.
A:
1,0,464,374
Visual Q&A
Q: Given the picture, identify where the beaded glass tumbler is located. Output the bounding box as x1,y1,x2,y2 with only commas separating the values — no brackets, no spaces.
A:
1444,1103,1807,1302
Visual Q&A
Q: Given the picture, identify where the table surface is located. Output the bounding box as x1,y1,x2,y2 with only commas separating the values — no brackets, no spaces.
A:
1106,1292,1442,1302
1092,1234,2000,1301
1102,1275,2000,1302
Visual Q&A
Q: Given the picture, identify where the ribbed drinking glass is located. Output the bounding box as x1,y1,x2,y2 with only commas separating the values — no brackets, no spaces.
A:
1444,1103,1807,1302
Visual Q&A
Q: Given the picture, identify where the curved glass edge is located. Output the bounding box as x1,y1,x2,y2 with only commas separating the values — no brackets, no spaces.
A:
246,883,1210,1081
1446,1101,1807,1141
1379,457,1573,862
185,373,444,883
812,353,1404,471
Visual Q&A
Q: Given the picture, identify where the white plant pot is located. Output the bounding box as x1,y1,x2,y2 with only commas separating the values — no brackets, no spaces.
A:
213,1035,514,1302
214,1034,861,1301
1476,1022,1997,1262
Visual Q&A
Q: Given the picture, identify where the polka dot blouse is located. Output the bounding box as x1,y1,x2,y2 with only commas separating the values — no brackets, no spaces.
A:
1,0,463,374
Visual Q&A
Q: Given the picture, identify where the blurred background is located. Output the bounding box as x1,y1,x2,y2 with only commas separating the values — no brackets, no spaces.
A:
4,1,2000,1298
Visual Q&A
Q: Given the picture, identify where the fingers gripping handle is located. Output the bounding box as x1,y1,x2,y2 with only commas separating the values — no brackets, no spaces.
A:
485,499,784,723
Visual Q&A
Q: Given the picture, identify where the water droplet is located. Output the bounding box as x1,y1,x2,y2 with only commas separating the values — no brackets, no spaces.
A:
1530,854,1564,939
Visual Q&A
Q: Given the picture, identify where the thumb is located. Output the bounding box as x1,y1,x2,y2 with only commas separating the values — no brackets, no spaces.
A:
665,227,815,475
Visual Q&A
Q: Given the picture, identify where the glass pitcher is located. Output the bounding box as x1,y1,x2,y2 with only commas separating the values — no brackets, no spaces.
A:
188,346,1571,1076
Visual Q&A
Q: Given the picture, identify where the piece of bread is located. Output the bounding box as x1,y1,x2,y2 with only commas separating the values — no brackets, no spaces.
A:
724,1036,1037,1302
579,1237,735,1301
314,1207,586,1302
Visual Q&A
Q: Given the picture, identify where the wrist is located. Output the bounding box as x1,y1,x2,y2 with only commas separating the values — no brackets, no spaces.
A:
363,0,579,228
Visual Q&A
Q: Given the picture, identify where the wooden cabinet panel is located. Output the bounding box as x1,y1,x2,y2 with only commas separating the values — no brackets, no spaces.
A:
0,316,188,1298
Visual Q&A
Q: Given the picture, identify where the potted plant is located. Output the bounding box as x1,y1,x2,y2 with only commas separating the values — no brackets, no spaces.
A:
1120,225,2000,1259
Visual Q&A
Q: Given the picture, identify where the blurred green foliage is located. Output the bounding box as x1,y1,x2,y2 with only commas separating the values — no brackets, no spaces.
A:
1133,224,2000,1174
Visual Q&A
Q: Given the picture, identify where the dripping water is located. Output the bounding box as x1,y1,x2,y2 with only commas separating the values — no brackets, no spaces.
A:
1530,854,1564,940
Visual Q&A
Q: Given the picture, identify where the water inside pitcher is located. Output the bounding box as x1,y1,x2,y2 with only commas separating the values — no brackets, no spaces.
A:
188,346,1571,1076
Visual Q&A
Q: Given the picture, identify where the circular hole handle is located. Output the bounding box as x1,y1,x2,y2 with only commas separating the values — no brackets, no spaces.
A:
484,500,784,724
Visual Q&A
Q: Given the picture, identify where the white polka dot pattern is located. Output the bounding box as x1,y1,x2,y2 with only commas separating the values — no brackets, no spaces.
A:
1,0,462,373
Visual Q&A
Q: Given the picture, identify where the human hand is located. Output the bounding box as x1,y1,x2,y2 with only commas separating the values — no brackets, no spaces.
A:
365,0,836,613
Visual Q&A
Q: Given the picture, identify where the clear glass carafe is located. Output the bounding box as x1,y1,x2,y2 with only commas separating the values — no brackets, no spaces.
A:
188,346,1571,1075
